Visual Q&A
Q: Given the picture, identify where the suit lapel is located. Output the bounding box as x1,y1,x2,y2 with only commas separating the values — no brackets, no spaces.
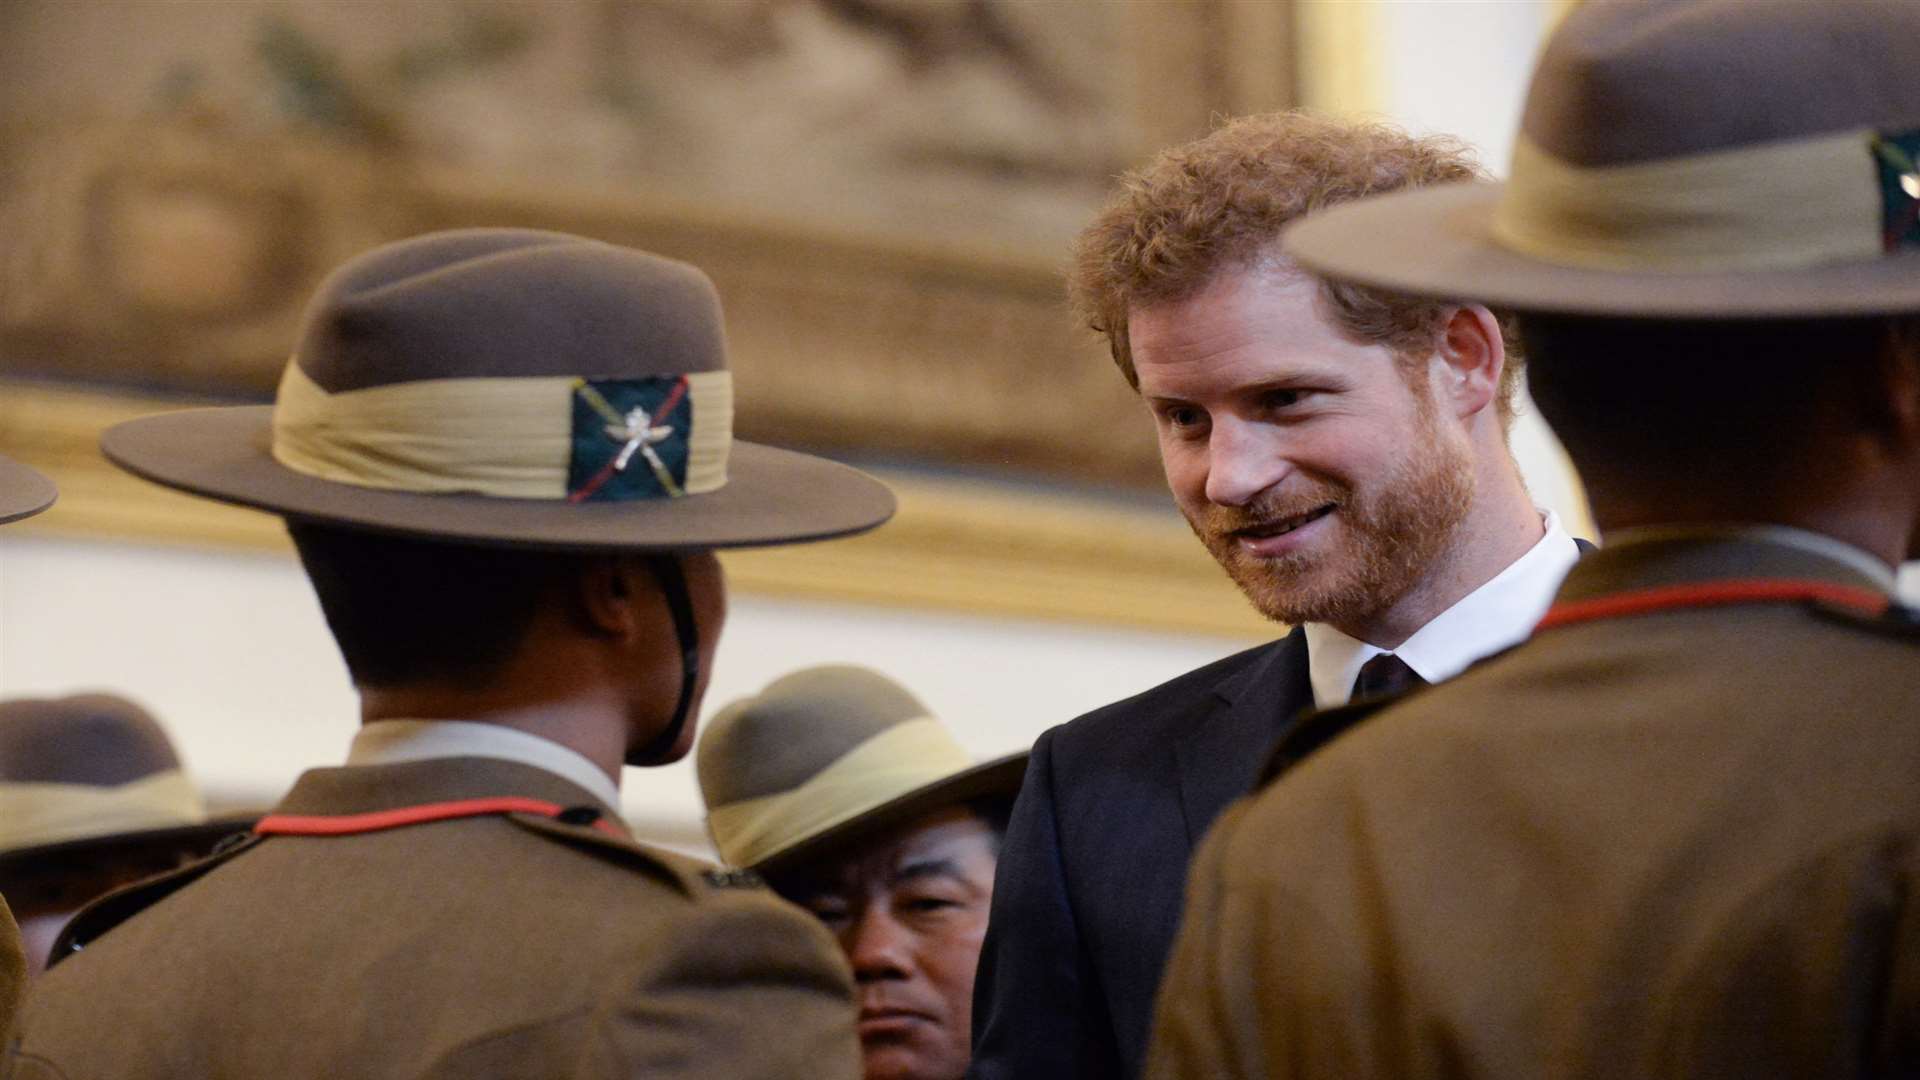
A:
1173,626,1312,848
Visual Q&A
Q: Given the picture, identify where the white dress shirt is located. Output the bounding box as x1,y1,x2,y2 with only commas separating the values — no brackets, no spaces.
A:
347,719,621,810
1307,511,1583,708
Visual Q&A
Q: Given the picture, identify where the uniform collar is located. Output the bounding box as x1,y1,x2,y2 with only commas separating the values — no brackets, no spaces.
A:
1307,510,1582,708
1597,523,1897,592
347,720,620,811
277,755,620,821
1560,524,1895,602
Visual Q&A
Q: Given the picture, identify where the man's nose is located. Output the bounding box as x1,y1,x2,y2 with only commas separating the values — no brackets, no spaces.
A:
1203,416,1291,507
846,907,913,982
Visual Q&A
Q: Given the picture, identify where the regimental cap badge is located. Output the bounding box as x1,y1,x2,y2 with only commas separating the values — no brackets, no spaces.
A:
1872,129,1920,252
569,376,697,503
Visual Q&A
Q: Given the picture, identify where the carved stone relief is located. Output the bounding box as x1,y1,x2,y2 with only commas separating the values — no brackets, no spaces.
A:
0,0,1294,490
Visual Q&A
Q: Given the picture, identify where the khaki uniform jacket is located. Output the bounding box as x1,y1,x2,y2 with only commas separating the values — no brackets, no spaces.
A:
4,757,861,1079
1148,535,1920,1079
1,899,21,1039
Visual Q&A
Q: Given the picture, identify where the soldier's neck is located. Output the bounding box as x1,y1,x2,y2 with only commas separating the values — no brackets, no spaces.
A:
358,679,629,787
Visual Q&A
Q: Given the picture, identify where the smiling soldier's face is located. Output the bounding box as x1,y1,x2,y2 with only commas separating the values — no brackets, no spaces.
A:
1131,264,1475,630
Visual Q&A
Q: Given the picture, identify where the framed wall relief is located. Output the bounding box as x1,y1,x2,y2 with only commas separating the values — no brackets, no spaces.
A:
0,0,1296,636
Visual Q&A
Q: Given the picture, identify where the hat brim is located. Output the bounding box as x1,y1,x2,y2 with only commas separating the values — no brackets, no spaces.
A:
750,751,1029,876
0,454,57,525
1284,181,1920,318
101,406,896,551
0,814,257,878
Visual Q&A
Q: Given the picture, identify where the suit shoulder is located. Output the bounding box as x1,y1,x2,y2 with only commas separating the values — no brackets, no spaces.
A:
1255,695,1402,789
1048,636,1299,752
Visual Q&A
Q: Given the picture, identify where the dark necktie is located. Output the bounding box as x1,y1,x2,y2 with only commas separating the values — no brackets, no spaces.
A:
1351,653,1426,701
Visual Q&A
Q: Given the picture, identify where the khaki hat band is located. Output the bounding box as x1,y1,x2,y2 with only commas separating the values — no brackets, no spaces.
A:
0,770,205,853
271,361,734,500
707,717,974,869
1493,129,1887,273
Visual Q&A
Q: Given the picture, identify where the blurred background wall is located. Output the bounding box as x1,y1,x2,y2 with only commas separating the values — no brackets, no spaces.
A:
4,1,1894,852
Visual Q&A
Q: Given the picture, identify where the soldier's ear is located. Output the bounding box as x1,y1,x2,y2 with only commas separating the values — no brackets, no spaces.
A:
570,555,655,641
1865,321,1920,562
1433,305,1505,422
1884,320,1920,443
1848,319,1920,457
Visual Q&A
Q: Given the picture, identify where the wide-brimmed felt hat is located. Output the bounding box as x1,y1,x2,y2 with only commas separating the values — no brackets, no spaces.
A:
696,665,1027,874
0,694,252,875
1284,0,1920,317
101,229,895,550
0,454,56,526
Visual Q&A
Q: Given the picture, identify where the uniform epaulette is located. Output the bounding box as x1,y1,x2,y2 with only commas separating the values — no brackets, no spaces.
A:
505,810,719,899
497,811,769,898
49,832,263,968
1809,597,1920,639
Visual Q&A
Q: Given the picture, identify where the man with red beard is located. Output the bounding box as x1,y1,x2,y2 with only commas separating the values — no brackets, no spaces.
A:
1148,2,1920,1075
968,112,1585,1080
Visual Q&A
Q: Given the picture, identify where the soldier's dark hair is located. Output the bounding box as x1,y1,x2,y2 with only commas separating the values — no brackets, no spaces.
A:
966,794,1014,856
287,522,578,688
1521,313,1920,509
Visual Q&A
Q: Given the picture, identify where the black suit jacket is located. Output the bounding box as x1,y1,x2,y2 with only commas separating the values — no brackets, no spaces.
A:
969,627,1312,1080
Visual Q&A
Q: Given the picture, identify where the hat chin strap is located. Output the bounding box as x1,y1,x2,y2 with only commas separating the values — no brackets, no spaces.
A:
630,556,700,766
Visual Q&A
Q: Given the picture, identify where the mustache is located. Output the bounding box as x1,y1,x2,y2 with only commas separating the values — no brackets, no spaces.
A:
1192,486,1346,537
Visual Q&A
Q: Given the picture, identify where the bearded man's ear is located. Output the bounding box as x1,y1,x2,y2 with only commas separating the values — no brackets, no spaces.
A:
1433,304,1506,421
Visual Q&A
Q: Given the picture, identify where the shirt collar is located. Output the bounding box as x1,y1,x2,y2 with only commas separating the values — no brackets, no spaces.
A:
347,720,621,810
1602,523,1898,592
1306,510,1582,708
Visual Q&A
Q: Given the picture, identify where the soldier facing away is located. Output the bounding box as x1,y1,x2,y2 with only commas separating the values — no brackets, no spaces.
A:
4,229,895,1078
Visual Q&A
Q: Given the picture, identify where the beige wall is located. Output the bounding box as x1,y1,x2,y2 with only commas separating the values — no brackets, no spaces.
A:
0,533,1254,853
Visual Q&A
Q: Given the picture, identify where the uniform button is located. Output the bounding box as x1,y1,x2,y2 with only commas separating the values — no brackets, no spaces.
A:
704,868,763,889
210,830,252,856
